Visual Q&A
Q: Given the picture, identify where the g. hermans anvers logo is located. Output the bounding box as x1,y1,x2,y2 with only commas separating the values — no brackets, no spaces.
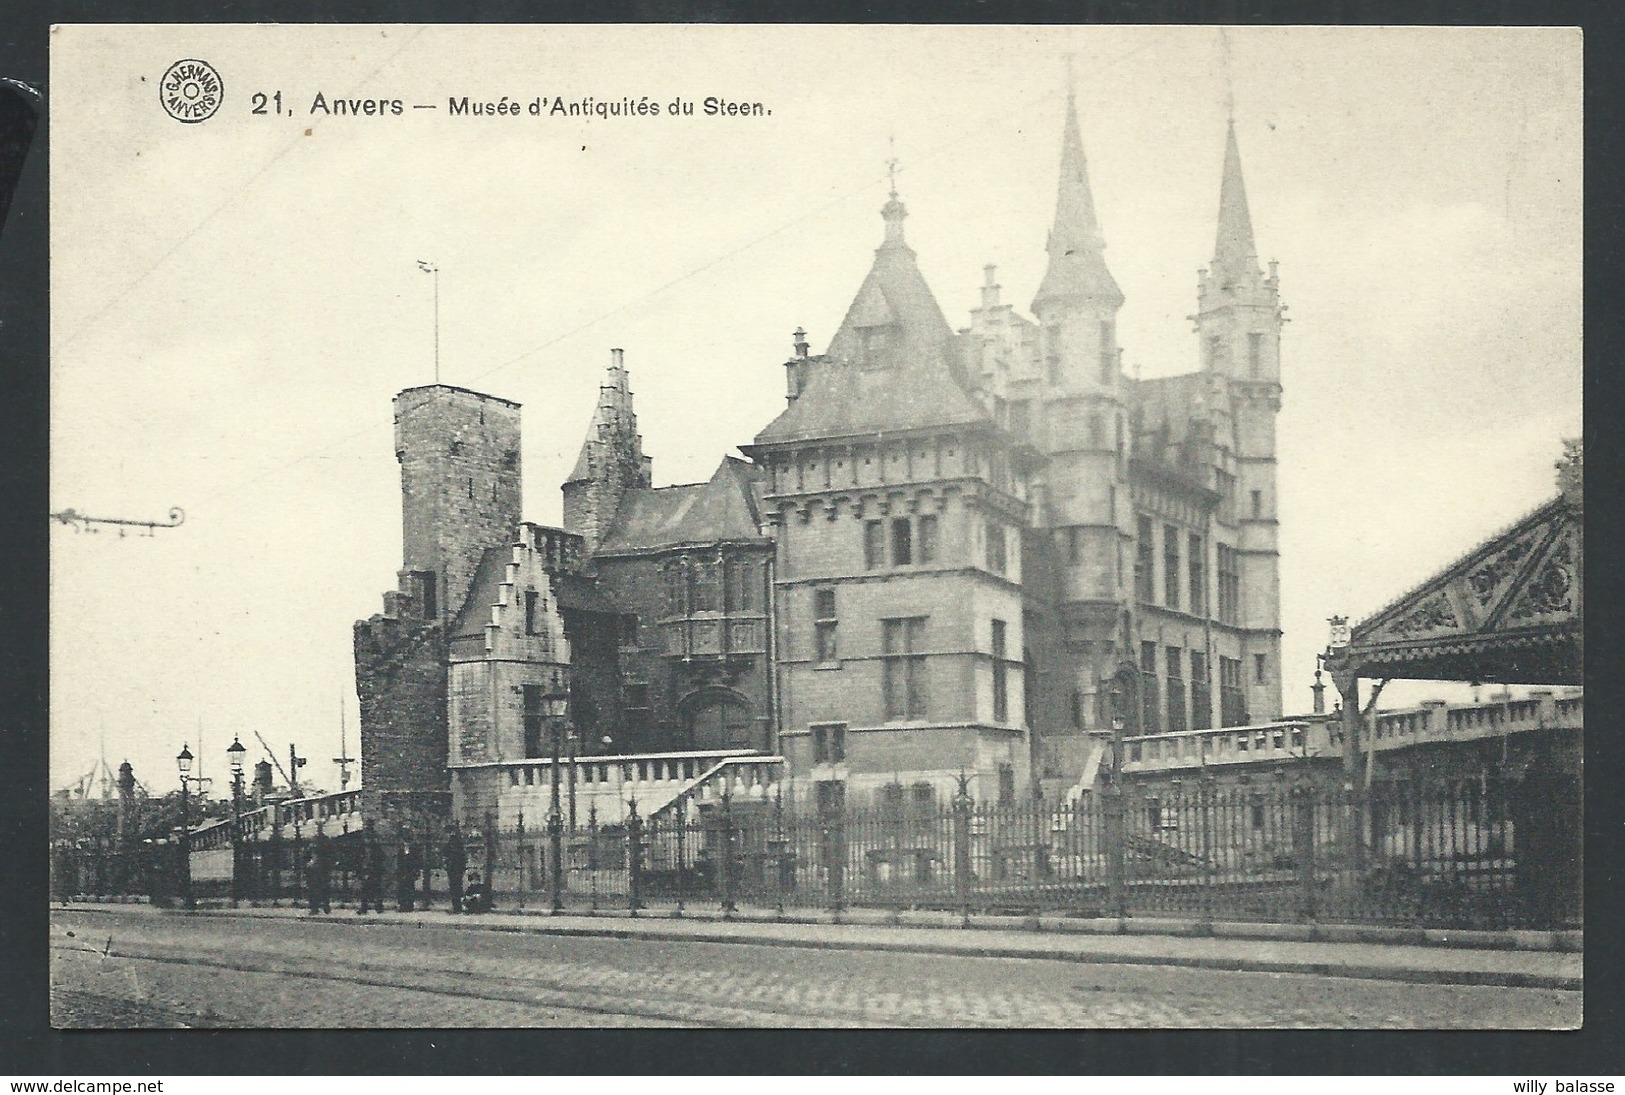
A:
160,59,223,123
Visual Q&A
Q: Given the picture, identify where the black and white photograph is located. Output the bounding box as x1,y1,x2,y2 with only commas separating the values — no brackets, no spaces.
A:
46,23,1582,1030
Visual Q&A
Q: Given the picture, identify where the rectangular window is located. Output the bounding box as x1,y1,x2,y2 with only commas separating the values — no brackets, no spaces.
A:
1250,490,1263,519
1100,321,1115,385
1216,470,1238,524
1219,656,1246,726
413,571,437,620
690,558,718,613
1165,646,1186,734
814,588,838,663
991,619,1008,723
812,724,846,764
522,684,544,758
1140,640,1160,734
918,514,939,563
1164,524,1181,609
882,617,928,721
1044,325,1061,384
1070,687,1084,729
1255,652,1268,684
1217,546,1241,625
986,522,1007,575
891,516,913,565
1135,516,1155,602
997,764,1016,806
1067,526,1081,565
621,614,639,648
664,565,685,616
1207,334,1226,371
1248,332,1263,377
1007,399,1031,438
1189,651,1212,732
725,558,755,612
864,520,885,569
1188,534,1207,616
524,590,539,635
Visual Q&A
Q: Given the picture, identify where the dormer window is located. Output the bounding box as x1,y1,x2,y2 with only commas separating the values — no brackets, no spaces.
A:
858,325,895,368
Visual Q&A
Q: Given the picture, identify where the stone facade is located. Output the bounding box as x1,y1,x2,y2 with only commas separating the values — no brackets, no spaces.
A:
354,87,1285,817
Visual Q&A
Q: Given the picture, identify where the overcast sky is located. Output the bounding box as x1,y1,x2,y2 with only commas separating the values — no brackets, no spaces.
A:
50,24,1581,796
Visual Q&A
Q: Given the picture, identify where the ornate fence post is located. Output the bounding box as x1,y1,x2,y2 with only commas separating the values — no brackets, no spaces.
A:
1294,779,1318,924
771,786,788,918
483,810,498,903
587,803,599,915
720,787,738,917
627,797,644,918
1104,775,1127,923
515,808,527,913
673,793,687,918
953,771,973,926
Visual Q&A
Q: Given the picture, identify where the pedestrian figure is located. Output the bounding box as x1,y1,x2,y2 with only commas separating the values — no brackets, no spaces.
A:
305,837,332,915
357,820,383,914
397,830,420,912
463,868,492,913
443,822,467,915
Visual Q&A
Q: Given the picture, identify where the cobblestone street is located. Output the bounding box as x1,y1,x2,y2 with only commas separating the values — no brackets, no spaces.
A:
50,907,1579,1029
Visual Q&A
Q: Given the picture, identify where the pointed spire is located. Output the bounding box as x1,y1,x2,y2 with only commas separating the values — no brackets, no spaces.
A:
1033,74,1122,313
881,143,908,248
1212,119,1260,281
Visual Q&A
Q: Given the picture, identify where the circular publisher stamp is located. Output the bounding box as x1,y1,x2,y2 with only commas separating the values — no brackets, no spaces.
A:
159,59,223,123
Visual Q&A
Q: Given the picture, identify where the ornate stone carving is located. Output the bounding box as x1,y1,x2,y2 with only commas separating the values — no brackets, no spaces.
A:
1466,532,1537,609
1390,593,1459,637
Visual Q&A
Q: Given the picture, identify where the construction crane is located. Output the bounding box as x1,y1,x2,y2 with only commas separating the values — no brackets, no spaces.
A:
251,731,307,797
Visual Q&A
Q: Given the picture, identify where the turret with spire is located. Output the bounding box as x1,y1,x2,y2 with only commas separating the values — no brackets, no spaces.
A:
1196,118,1283,386
1031,71,1124,395
563,348,653,554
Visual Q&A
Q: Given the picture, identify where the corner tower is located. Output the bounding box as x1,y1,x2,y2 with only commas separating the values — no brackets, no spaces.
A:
1194,119,1284,721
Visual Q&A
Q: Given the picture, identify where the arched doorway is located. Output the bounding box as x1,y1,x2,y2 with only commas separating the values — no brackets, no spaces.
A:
680,688,757,752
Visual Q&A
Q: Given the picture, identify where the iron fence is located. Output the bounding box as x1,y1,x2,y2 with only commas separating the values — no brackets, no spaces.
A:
53,776,1579,931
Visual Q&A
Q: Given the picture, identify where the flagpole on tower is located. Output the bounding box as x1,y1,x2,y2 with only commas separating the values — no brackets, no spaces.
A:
417,260,439,383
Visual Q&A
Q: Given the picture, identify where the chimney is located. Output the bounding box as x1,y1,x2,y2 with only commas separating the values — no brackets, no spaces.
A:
610,347,625,370
981,264,1001,308
786,327,810,404
793,327,809,359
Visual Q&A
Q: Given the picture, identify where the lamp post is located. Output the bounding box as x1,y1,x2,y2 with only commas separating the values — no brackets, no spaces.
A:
176,744,196,910
227,735,246,908
543,691,569,915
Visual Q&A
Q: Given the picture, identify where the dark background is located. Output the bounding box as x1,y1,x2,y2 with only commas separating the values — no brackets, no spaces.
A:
3,0,1620,1076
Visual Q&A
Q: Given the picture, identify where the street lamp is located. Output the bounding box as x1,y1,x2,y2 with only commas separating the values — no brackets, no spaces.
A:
227,735,247,908
543,691,569,915
176,744,196,910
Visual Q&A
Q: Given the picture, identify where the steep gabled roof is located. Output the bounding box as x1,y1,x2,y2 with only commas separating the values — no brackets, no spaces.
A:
754,190,988,446
596,457,768,554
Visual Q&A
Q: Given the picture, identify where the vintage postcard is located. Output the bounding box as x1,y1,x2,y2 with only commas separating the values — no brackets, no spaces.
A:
49,24,1581,1029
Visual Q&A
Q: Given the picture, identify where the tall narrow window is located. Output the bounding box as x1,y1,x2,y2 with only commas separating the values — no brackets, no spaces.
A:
1067,526,1082,566
414,571,437,620
991,619,1008,722
814,588,838,663
891,517,913,566
524,590,539,635
986,522,1007,575
1207,334,1225,370
1219,656,1246,726
1087,413,1103,448
621,615,639,649
1139,640,1160,733
1217,546,1240,625
1165,646,1186,734
690,558,718,612
1044,325,1061,384
1248,332,1263,377
917,514,939,563
664,564,685,616
522,684,544,758
882,617,928,721
1135,516,1155,602
1070,688,1084,729
863,520,885,569
1188,533,1207,616
812,723,846,764
1255,652,1268,684
725,558,755,612
998,764,1016,806
1099,321,1115,384
1189,651,1212,731
1163,524,1181,609
1250,490,1263,519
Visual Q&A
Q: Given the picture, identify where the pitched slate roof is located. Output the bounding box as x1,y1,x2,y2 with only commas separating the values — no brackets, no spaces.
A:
1032,86,1123,312
753,193,988,446
596,457,767,554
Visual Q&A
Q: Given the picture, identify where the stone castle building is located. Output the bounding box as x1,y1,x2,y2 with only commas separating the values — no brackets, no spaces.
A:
354,86,1284,826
